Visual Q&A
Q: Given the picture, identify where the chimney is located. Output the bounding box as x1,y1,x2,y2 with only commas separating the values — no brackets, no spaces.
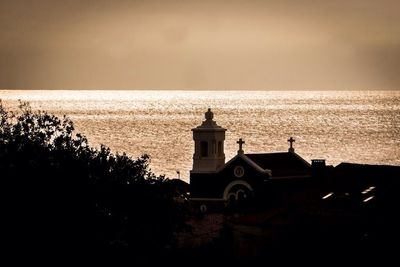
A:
312,159,326,178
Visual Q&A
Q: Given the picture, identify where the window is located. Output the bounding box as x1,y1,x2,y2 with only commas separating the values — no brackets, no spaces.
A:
200,141,208,157
218,141,223,156
212,140,216,155
234,165,245,177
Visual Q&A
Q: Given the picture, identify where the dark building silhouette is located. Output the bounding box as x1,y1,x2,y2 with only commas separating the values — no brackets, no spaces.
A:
186,109,400,261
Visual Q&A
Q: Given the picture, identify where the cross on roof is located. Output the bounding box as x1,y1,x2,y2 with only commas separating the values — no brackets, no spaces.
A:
237,138,245,154
287,137,295,152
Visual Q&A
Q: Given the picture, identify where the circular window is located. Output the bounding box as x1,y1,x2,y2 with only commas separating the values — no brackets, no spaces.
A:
234,165,245,178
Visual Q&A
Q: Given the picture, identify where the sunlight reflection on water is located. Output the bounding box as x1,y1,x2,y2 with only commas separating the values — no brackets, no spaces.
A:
1,90,399,182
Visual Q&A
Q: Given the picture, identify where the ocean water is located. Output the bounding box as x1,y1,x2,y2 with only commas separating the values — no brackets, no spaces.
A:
1,90,399,182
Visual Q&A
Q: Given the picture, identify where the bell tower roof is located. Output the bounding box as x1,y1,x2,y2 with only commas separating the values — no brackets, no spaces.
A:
193,108,226,131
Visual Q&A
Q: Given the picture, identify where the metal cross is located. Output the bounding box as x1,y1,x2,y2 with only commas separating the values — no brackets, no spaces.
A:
237,138,245,152
287,137,295,149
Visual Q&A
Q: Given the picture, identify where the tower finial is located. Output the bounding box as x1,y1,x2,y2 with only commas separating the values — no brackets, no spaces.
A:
237,138,245,154
205,108,213,120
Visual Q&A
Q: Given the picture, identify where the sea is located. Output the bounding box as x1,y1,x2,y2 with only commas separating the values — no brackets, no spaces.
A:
1,90,399,182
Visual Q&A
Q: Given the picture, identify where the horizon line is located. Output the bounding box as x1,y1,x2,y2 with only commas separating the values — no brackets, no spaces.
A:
1,88,399,91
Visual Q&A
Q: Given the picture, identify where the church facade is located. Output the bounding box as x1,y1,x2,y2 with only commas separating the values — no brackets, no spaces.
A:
190,109,312,212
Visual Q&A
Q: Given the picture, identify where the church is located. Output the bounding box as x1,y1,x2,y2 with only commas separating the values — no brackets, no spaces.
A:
190,108,313,212
184,109,400,257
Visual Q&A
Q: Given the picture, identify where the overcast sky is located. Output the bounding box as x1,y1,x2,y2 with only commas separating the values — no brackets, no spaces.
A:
0,0,399,90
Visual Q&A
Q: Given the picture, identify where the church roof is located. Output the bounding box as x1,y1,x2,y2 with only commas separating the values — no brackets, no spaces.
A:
245,152,311,178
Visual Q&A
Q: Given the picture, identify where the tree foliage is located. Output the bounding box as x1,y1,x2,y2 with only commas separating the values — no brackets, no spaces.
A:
0,100,187,259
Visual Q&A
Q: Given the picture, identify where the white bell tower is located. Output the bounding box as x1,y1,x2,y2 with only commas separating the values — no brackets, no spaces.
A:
191,108,226,173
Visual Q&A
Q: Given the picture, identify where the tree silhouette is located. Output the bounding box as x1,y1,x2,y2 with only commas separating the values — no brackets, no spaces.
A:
0,100,187,260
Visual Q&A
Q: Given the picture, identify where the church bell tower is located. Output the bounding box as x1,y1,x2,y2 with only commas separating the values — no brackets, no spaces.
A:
191,108,226,173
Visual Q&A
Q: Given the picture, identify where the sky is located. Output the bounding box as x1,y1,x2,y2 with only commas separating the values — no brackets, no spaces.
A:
0,0,399,90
